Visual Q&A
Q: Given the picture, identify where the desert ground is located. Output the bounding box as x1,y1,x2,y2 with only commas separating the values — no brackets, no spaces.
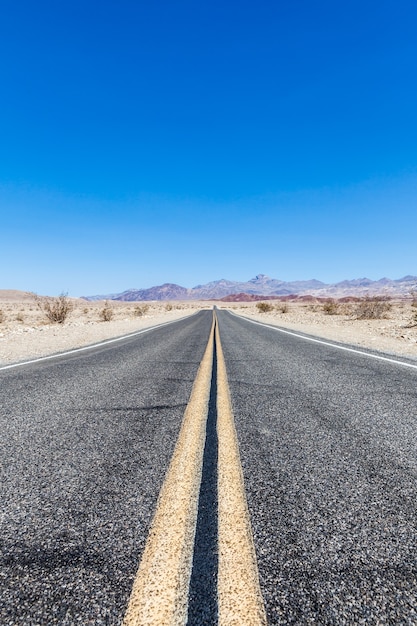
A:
0,291,416,365
0,292,210,365
220,298,417,360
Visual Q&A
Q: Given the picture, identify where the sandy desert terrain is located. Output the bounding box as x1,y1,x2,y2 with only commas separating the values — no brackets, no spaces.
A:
221,298,417,360
0,292,209,365
0,291,416,365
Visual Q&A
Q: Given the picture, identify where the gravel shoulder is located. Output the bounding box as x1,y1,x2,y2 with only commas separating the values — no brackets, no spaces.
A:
0,298,207,365
1,295,416,365
219,300,417,360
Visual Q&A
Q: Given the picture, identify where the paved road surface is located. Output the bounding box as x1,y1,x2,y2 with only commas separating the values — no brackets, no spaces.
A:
1,308,417,624
218,311,417,625
0,312,212,625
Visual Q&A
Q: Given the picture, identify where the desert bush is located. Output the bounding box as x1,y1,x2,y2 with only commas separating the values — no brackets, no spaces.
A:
339,303,353,316
323,299,340,315
0,309,5,323
256,302,273,313
276,302,288,313
16,313,24,323
99,301,114,322
165,303,173,311
354,296,392,320
133,304,149,317
410,291,417,308
34,293,73,324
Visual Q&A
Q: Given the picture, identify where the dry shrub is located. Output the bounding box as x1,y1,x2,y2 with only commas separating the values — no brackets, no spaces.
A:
256,302,273,313
0,309,5,323
34,293,73,324
16,313,24,323
99,301,114,322
339,302,354,316
410,291,417,308
165,303,173,311
134,304,149,317
322,299,340,315
354,296,392,320
276,302,288,313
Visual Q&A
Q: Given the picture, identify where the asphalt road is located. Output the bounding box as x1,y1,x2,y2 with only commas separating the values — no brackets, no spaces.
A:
0,311,212,625
2,308,417,625
217,310,417,625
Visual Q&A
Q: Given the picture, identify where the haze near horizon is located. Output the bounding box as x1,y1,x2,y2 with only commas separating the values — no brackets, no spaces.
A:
1,1,416,296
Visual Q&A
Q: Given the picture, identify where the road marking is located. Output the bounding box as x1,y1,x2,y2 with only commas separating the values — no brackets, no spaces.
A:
0,316,195,372
122,317,215,626
216,317,267,625
230,312,417,371
122,312,266,624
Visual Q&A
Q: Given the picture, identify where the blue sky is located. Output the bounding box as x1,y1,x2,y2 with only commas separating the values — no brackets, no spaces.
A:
1,0,416,296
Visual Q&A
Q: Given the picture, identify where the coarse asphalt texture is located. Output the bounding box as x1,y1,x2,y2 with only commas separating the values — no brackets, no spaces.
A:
2,308,417,624
0,312,212,625
217,310,417,625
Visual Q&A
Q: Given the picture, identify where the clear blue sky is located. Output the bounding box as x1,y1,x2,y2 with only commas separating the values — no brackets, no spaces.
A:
1,0,416,296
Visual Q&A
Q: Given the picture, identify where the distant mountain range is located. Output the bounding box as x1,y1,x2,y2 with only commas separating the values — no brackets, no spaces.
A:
82,274,417,301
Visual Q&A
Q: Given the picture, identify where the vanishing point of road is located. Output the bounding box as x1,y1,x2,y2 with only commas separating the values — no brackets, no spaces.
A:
1,309,417,624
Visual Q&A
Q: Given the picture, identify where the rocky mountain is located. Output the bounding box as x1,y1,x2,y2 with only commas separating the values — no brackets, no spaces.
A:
191,279,241,299
308,275,417,298
190,275,327,299
114,283,190,301
81,274,417,301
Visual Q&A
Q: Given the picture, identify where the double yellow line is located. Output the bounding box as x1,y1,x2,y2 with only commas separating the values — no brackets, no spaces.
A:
122,313,266,625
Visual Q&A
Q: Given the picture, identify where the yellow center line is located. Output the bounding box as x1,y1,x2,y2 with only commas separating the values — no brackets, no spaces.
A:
215,315,267,625
122,316,215,626
122,311,266,624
